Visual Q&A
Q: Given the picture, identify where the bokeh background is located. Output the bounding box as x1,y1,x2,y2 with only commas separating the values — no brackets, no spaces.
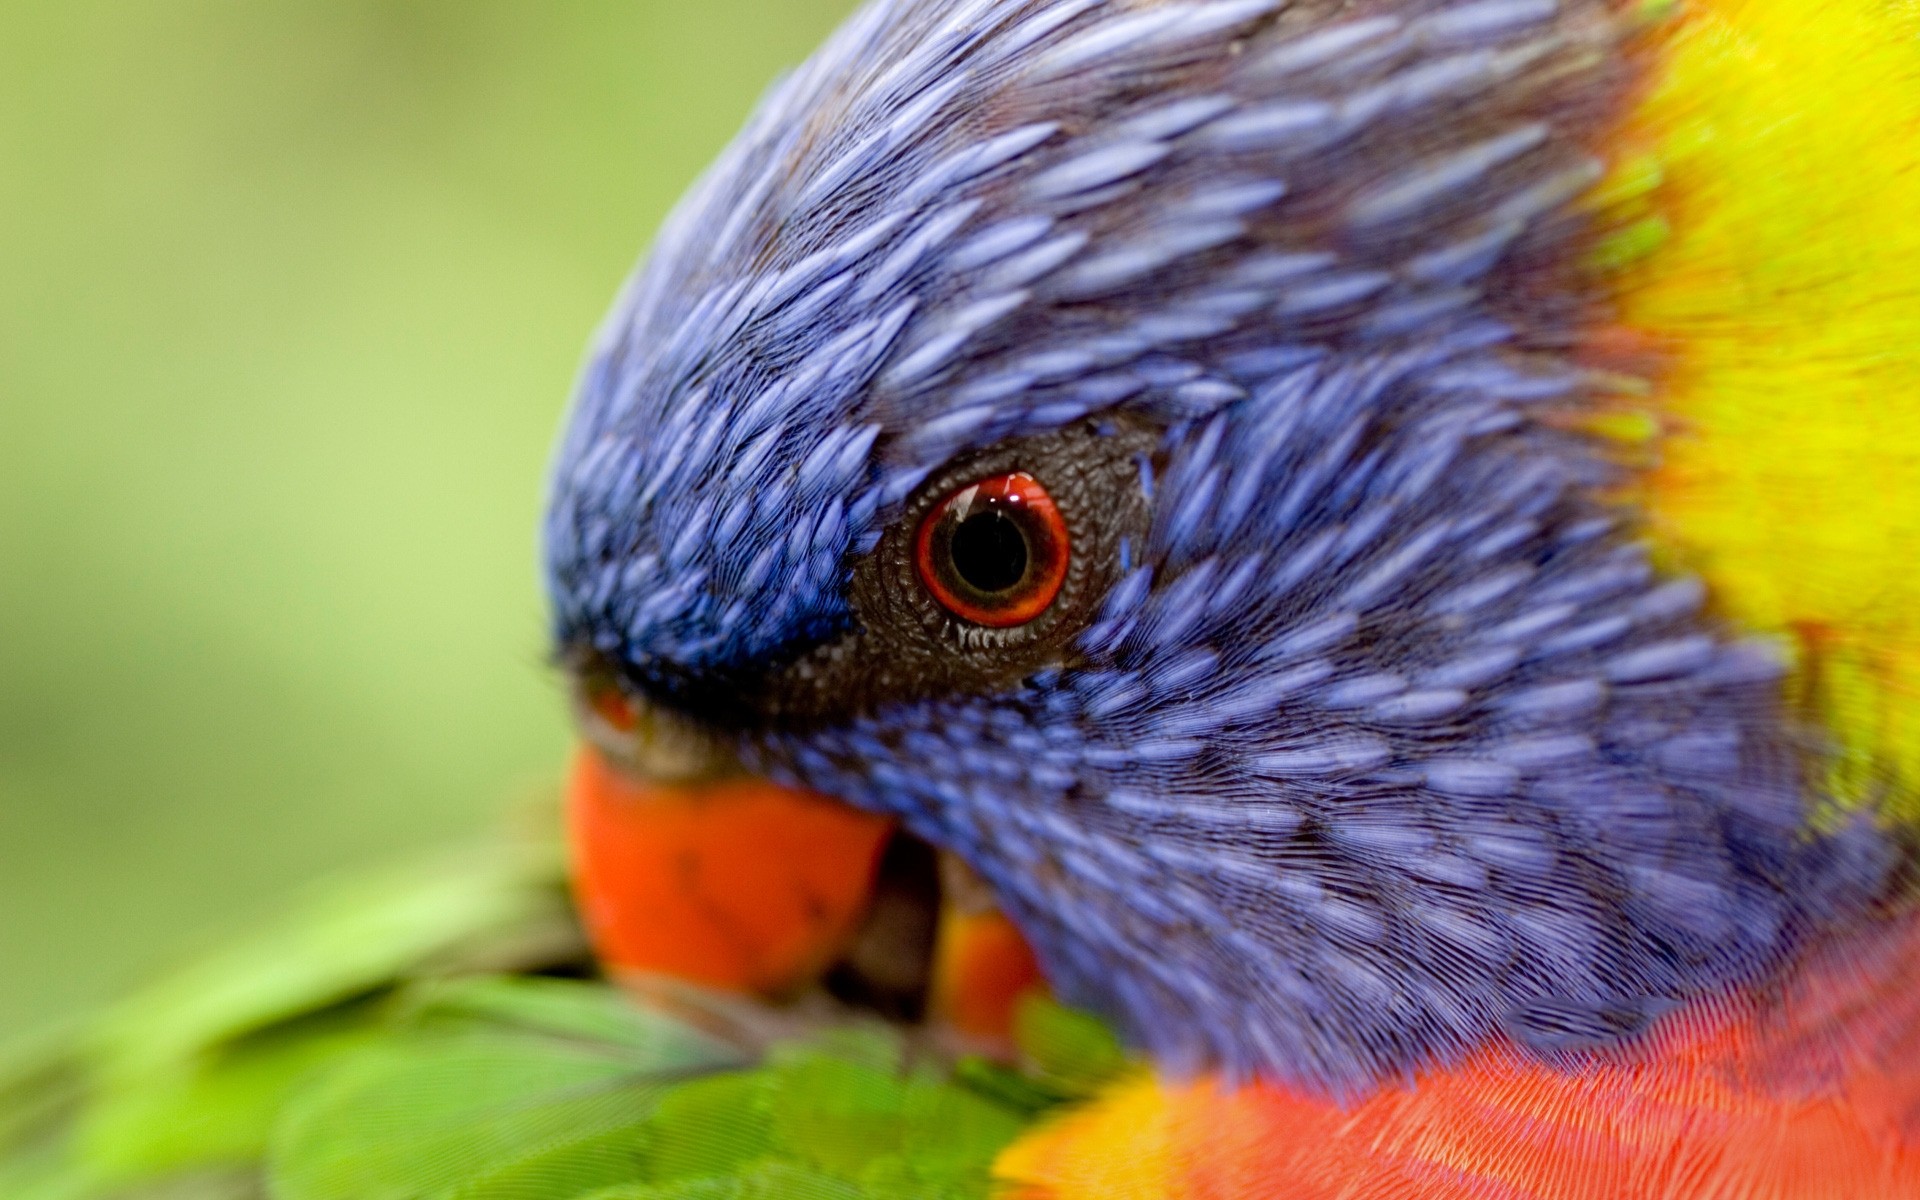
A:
1,0,855,1043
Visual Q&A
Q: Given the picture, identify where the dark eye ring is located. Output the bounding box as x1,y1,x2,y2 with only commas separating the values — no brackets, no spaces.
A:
913,472,1070,628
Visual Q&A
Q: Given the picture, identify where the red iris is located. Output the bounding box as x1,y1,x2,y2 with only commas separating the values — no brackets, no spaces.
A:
914,471,1070,627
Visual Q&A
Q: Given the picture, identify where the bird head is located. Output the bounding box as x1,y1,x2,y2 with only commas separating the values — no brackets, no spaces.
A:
544,0,1865,1093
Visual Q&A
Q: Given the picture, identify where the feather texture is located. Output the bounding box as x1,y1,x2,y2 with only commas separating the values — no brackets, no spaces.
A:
547,0,1910,1092
999,908,1920,1198
1593,0,1920,823
997,0,1920,1187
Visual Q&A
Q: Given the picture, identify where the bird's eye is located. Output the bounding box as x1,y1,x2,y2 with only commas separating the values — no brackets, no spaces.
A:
914,472,1070,627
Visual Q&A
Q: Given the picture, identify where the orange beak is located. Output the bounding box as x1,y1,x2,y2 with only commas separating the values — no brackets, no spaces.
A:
567,743,895,996
567,735,1047,1043
933,899,1046,1044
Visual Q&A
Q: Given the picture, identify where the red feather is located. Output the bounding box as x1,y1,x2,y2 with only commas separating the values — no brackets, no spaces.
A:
1001,909,1920,1199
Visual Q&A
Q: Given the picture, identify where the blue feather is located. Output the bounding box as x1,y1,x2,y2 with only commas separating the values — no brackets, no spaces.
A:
544,0,1896,1095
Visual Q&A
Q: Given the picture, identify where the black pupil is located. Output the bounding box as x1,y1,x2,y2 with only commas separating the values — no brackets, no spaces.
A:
949,509,1029,594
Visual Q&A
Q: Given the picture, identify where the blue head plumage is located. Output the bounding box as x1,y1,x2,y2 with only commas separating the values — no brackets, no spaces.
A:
545,0,1889,1092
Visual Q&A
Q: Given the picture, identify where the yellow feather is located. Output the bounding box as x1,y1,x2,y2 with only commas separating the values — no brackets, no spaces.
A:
1603,0,1920,819
994,1078,1175,1200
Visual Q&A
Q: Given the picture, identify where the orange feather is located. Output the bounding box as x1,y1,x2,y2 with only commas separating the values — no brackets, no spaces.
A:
999,911,1920,1199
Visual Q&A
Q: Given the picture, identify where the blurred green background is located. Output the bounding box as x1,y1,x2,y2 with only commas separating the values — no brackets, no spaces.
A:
0,0,854,1042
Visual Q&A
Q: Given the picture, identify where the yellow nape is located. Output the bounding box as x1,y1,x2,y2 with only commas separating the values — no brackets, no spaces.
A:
1602,0,1920,820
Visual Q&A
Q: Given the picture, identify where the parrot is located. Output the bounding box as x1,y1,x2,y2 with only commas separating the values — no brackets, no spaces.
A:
6,0,1920,1197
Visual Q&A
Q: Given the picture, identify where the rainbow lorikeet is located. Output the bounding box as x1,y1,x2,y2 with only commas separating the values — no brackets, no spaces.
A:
8,1,1920,1197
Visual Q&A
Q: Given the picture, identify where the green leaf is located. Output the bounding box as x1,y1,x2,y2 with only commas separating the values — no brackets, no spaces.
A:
767,1051,1024,1192
779,1027,903,1078
644,1074,772,1182
94,848,570,1078
267,1032,667,1200
947,1058,1059,1118
401,977,741,1071
1012,997,1130,1100
267,977,748,1200
767,1053,906,1178
4,824,1063,1200
2,841,588,1200
79,1007,381,1183
580,1161,865,1200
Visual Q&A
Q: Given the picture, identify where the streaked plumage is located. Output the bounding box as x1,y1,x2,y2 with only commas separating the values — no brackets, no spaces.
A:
545,0,1908,1101
8,1,1915,1198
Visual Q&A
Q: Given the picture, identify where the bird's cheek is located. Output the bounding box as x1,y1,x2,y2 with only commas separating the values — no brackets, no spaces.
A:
566,743,895,996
